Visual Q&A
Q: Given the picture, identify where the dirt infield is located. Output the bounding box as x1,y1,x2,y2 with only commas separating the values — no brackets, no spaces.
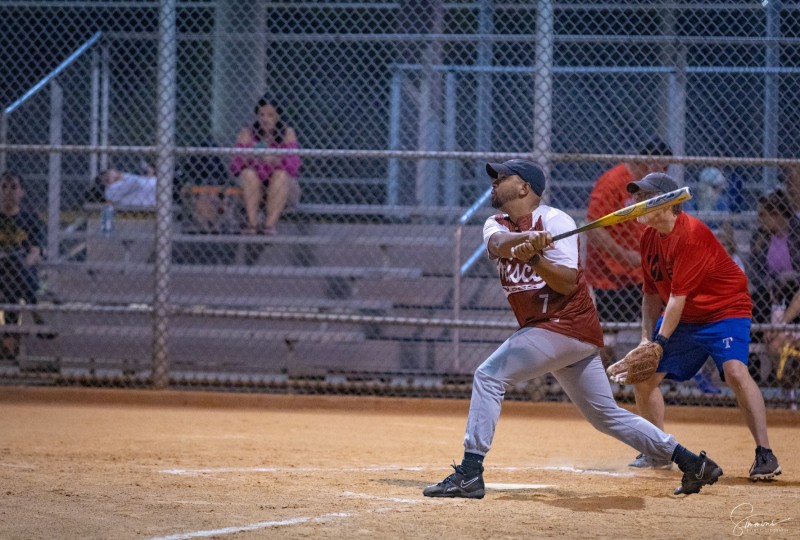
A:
1,388,798,539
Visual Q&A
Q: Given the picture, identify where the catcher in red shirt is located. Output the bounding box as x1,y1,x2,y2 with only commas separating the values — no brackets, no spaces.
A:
609,172,781,481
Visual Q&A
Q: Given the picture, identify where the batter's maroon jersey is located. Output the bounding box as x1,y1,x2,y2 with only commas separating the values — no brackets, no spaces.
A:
640,212,752,323
483,205,604,348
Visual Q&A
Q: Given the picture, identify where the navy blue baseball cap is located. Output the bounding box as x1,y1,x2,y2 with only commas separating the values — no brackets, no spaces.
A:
486,159,546,197
627,172,679,194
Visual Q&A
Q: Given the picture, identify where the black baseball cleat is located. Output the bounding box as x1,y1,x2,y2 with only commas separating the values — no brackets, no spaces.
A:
423,463,485,499
674,451,723,496
749,447,781,481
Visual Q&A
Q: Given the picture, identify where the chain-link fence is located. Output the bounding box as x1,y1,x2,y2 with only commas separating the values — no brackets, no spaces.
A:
1,1,799,409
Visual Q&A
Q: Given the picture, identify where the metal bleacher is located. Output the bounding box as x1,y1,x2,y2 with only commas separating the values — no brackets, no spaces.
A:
13,197,509,380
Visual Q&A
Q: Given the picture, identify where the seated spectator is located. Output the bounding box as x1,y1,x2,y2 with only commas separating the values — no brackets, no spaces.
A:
230,93,301,235
0,171,48,360
751,188,800,406
97,168,157,208
691,167,731,213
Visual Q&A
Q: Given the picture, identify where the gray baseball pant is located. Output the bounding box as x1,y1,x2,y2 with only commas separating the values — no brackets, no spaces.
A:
464,327,677,461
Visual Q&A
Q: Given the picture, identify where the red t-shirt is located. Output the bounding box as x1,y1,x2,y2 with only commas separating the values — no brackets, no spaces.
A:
585,163,645,290
640,213,752,323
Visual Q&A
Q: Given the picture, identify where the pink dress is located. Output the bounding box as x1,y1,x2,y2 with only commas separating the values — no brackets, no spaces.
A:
230,130,301,182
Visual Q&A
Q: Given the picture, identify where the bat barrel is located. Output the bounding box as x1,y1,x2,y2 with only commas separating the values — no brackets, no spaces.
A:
551,187,691,243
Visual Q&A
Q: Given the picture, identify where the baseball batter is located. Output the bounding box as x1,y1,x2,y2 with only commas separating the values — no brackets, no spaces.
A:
423,160,723,499
619,172,781,480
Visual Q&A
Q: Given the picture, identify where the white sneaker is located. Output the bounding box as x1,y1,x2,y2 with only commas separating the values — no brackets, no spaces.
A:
628,452,674,470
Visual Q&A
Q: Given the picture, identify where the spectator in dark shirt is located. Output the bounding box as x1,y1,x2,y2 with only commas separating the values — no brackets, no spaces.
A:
0,171,47,359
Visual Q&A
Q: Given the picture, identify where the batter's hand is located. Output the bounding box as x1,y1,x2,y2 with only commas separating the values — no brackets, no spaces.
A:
511,240,540,262
524,230,554,252
606,341,663,384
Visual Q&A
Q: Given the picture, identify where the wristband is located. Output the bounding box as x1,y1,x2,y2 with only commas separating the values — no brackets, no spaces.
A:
652,334,669,348
528,253,541,265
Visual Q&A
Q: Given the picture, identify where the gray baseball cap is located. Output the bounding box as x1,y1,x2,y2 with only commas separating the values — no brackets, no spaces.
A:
627,172,679,194
486,159,546,196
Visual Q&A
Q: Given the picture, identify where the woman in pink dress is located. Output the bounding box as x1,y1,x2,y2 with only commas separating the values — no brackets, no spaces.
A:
230,94,301,235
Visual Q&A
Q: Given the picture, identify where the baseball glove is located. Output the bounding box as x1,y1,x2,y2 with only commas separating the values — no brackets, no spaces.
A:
606,341,663,384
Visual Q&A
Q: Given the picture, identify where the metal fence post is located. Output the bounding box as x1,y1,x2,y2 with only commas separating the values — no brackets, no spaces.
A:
474,0,494,181
387,69,402,206
662,8,686,184
532,0,554,182
152,0,177,390
47,81,63,265
667,47,687,185
763,0,781,189
443,71,458,207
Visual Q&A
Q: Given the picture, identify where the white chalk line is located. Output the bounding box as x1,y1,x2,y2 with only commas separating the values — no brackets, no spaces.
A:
150,512,352,540
150,491,435,540
486,483,556,490
161,464,633,478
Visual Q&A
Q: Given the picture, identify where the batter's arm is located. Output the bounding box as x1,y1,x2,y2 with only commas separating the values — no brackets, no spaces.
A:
487,231,542,259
